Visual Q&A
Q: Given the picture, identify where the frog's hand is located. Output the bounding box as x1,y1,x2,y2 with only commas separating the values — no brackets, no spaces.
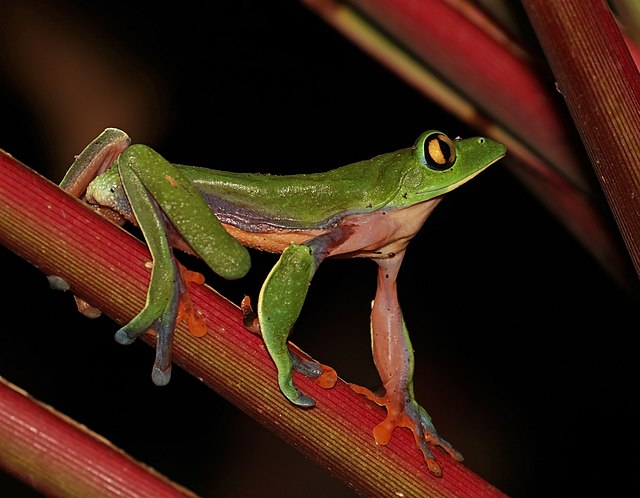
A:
258,243,324,408
350,253,463,477
114,160,182,386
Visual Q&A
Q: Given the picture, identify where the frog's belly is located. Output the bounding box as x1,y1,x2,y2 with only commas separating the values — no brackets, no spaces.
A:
220,197,441,259
221,224,325,254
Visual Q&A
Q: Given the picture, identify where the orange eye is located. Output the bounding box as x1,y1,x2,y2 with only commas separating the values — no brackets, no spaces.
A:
424,133,456,171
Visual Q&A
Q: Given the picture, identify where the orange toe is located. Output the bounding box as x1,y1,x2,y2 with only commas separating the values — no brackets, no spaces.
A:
316,364,337,389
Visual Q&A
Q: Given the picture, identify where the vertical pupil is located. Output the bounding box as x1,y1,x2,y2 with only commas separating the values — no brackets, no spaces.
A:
427,139,444,165
437,137,452,163
425,135,455,170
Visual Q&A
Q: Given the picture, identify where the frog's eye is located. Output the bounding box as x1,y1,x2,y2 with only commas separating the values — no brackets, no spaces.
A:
424,133,456,171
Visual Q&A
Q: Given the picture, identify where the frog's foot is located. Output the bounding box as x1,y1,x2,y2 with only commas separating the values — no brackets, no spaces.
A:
114,260,208,386
241,295,261,335
47,275,103,319
291,354,338,389
73,296,103,319
115,313,177,386
175,263,207,338
270,364,315,408
47,275,71,292
241,295,337,390
350,383,462,476
149,265,207,385
114,316,175,386
272,352,337,404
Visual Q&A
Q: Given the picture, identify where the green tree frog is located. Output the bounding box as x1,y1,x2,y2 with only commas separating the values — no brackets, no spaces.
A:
59,128,505,475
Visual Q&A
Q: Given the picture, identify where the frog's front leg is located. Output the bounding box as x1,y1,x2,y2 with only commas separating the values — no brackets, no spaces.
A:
57,129,132,318
258,243,319,407
351,251,463,476
60,128,131,198
242,295,337,390
257,230,348,407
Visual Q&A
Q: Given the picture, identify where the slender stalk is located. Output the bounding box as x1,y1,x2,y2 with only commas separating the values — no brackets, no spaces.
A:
0,376,196,497
0,151,507,496
523,0,640,278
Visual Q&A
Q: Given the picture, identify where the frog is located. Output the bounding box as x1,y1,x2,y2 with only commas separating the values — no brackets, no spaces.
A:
59,127,505,475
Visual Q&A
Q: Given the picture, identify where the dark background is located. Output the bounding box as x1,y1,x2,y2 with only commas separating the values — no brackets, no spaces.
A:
1,2,638,496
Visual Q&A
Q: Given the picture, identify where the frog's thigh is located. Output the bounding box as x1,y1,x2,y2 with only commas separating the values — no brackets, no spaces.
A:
258,243,316,407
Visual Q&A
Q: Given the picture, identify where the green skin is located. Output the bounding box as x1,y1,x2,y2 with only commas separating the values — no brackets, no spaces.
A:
60,128,505,475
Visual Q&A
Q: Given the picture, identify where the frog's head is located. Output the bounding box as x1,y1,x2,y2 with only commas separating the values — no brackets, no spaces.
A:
85,164,134,221
395,130,506,204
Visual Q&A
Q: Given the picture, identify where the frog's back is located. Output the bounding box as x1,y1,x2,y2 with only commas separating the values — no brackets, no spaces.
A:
178,149,411,231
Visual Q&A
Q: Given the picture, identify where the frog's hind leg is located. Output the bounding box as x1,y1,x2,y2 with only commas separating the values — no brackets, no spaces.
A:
113,144,251,386
350,252,462,476
59,130,182,385
59,128,131,198
55,129,131,321
114,159,182,386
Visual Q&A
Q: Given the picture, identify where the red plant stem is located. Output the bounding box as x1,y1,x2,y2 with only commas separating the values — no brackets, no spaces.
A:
0,149,507,497
523,0,640,278
0,377,196,497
